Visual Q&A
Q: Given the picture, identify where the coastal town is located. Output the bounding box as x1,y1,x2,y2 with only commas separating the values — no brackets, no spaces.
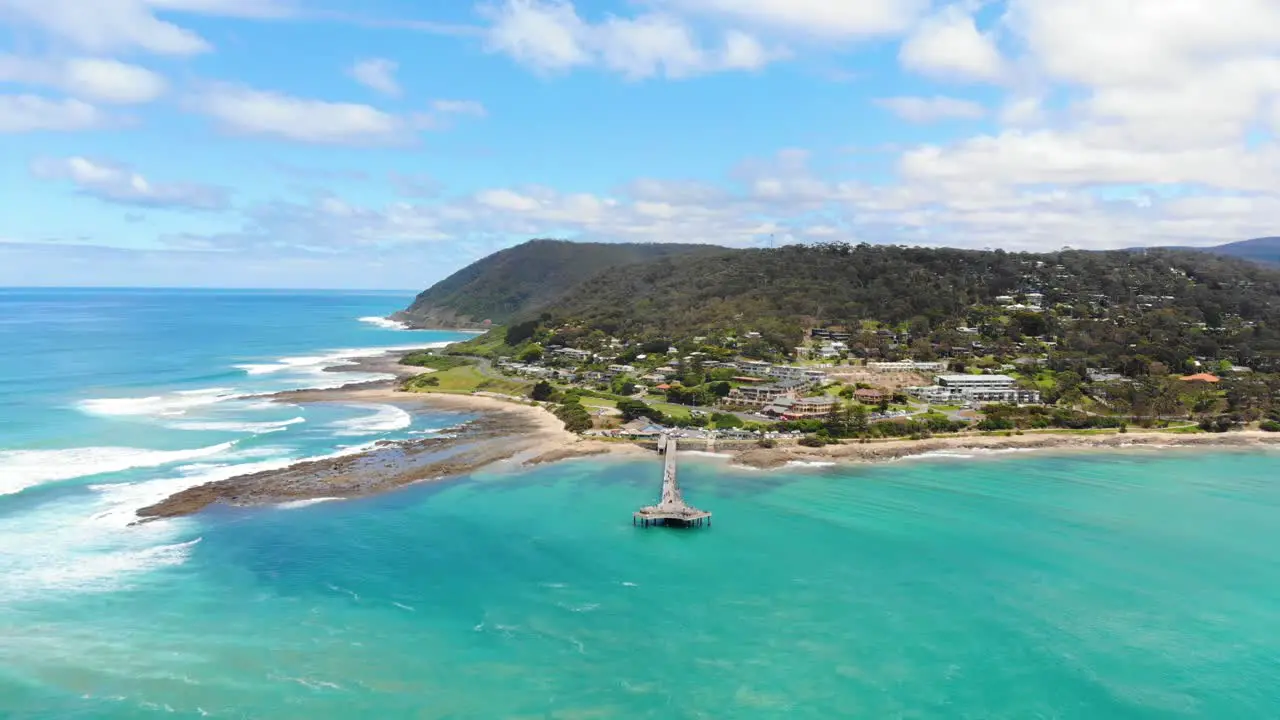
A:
401,278,1280,447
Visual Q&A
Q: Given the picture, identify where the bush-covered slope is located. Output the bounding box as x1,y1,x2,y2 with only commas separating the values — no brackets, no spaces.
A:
530,243,1280,347
392,239,723,327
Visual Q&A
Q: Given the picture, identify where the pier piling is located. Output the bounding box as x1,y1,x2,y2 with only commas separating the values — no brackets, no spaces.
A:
633,434,712,529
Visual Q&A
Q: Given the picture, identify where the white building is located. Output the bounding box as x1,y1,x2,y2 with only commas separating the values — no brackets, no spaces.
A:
868,361,947,373
935,374,1017,389
555,348,591,361
769,366,828,385
909,373,1040,405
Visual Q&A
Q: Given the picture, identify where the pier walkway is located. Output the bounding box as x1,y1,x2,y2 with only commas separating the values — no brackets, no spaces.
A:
633,434,712,528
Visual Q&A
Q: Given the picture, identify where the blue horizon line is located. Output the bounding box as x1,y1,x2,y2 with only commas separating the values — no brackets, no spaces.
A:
0,285,423,293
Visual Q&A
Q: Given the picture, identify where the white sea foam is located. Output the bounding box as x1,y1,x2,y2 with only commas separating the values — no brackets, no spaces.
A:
277,497,342,509
331,404,412,436
898,448,1039,462
0,442,237,496
682,451,735,459
785,460,838,468
168,416,306,434
78,388,237,418
232,341,448,391
4,538,201,598
358,316,410,330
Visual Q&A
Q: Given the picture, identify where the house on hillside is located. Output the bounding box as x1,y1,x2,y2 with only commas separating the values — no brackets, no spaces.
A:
555,348,591,362
723,380,807,409
854,388,885,404
1179,373,1221,384
786,396,838,419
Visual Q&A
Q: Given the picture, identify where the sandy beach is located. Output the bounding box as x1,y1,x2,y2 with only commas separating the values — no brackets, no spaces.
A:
135,348,1280,520
722,429,1280,469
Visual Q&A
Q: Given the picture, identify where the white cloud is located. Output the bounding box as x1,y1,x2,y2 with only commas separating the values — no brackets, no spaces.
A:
1004,0,1280,87
31,156,229,210
0,94,107,132
482,0,590,71
875,96,987,123
186,84,418,145
347,58,401,97
431,99,487,117
0,0,210,55
185,84,486,144
899,4,1005,83
481,0,779,78
144,0,296,18
0,0,295,55
657,0,929,39
899,130,1280,192
0,55,167,104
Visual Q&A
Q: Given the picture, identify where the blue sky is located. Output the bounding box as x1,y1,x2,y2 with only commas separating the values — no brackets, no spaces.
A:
2,0,1278,289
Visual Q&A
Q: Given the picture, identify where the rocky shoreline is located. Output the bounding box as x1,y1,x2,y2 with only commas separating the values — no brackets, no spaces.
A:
134,350,647,521
134,348,1280,521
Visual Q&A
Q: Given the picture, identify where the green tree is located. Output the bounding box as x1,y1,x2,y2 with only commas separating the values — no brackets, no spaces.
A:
517,344,544,362
555,402,593,433
711,412,743,429
617,399,664,423
850,403,869,436
506,320,540,346
530,380,554,401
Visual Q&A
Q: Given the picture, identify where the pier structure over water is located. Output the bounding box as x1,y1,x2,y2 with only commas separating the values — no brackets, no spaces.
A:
633,434,712,528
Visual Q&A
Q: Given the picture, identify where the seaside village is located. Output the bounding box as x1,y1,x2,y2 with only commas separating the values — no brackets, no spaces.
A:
471,286,1278,443
497,346,1041,440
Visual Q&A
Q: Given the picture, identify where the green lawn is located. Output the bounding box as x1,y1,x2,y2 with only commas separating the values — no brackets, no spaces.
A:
648,401,694,420
400,351,476,371
404,366,529,396
1158,425,1205,434
579,396,618,410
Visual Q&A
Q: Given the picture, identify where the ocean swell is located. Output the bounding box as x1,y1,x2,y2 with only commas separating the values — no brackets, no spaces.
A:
0,442,238,496
358,316,410,330
330,404,412,436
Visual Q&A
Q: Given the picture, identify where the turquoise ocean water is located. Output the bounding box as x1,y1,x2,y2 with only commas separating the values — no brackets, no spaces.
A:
2,289,1279,718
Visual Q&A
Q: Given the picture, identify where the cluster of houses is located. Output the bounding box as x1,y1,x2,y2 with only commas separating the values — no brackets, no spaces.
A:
718,360,838,420
908,374,1042,406
994,292,1045,312
586,420,808,442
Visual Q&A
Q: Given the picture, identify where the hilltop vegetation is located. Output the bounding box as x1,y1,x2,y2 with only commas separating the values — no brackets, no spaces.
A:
1174,237,1280,266
404,240,1280,373
393,239,722,328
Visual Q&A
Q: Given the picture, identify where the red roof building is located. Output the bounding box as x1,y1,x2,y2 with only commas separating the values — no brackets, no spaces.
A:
1178,373,1220,383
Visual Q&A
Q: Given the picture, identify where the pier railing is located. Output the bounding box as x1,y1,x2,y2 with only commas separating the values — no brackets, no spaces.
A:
634,434,711,528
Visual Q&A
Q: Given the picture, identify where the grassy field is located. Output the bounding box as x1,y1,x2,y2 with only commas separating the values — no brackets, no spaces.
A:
578,396,618,410
404,366,529,396
400,351,476,371
648,401,695,420
445,329,513,358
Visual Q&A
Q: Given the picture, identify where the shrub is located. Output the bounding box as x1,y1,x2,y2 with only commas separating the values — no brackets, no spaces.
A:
798,435,827,448
401,352,474,371
756,438,778,449
554,402,593,433
530,380,554,401
1259,420,1280,433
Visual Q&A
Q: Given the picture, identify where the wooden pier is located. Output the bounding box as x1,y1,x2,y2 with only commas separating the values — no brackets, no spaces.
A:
633,434,712,528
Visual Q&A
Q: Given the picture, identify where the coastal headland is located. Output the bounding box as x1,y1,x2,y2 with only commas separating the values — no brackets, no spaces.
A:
135,348,1280,521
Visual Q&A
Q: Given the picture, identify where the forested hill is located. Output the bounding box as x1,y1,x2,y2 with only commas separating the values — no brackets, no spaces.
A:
538,243,1280,344
398,240,1280,369
393,239,724,327
1189,237,1280,266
